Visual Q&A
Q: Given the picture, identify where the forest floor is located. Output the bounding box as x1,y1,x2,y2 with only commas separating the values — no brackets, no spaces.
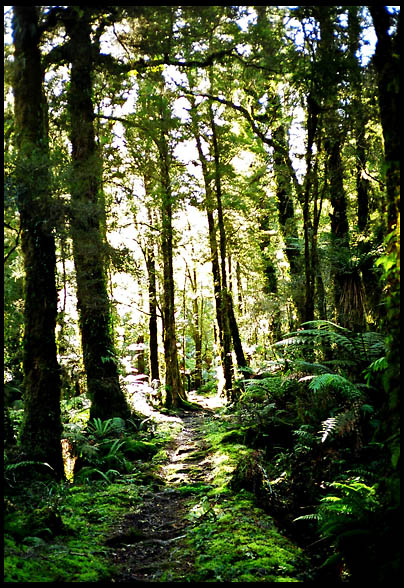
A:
104,391,307,582
4,390,308,582
106,399,217,581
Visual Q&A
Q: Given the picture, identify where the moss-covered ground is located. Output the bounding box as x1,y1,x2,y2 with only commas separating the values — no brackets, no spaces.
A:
4,392,308,582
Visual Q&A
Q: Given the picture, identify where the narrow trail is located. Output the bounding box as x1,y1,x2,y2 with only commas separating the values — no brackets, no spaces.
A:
106,394,222,582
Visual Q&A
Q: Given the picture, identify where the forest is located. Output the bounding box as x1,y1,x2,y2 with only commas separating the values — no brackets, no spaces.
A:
4,5,400,583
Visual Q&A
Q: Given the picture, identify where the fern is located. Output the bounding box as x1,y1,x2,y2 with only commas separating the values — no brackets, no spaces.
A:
87,417,125,438
294,512,322,523
5,460,54,471
275,321,385,372
295,479,380,538
319,417,339,442
308,373,362,399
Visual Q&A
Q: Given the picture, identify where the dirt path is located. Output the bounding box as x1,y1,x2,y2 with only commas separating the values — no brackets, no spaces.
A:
106,400,218,582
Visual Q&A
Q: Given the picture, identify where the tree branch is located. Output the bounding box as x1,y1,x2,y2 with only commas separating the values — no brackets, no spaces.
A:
4,223,22,263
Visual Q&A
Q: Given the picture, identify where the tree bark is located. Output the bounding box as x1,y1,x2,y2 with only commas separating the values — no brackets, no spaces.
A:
146,247,160,384
157,116,186,408
12,6,64,477
368,6,400,233
66,8,130,421
368,6,400,460
209,101,248,385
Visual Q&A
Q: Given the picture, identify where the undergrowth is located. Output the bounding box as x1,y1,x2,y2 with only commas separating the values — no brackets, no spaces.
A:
4,321,398,583
3,409,177,583
4,479,141,582
159,413,308,583
218,321,400,583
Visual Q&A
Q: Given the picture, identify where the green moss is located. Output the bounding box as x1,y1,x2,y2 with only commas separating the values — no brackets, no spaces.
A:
219,428,247,444
4,479,141,582
177,482,213,495
122,439,159,460
165,491,307,582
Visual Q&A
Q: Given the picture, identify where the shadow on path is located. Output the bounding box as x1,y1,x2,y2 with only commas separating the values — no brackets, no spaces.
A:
106,394,220,582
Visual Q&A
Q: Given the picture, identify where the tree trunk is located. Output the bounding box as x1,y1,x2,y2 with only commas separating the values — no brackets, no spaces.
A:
189,103,233,395
272,96,305,328
368,6,400,466
301,93,318,324
12,6,64,478
209,101,248,387
187,265,203,390
256,213,282,342
368,6,400,234
316,6,358,329
157,121,186,408
66,8,130,421
146,248,160,383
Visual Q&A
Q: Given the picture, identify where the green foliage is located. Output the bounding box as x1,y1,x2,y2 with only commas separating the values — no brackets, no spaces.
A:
295,477,399,581
275,320,385,372
4,477,142,582
4,459,56,489
67,417,160,483
227,319,397,581
87,416,126,438
163,492,306,582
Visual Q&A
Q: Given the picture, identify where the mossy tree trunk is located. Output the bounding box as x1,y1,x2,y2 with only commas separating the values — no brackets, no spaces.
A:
12,6,64,477
146,246,160,384
65,8,130,421
156,106,186,408
368,6,400,473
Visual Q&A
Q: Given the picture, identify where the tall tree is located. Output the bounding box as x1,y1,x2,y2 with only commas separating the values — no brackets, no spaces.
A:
368,6,400,469
368,7,400,235
252,6,305,328
64,7,131,421
145,207,161,386
188,96,234,396
186,259,203,391
154,87,187,408
208,98,248,382
347,7,371,234
12,6,64,477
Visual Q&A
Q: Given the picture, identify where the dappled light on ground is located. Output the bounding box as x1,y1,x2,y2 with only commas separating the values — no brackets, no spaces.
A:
126,378,227,421
106,400,307,582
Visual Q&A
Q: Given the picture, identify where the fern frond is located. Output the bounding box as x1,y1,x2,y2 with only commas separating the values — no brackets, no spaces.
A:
319,417,338,442
301,320,351,332
294,427,317,442
275,323,385,369
308,373,362,398
294,360,330,373
274,335,304,347
5,460,55,471
294,512,322,522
